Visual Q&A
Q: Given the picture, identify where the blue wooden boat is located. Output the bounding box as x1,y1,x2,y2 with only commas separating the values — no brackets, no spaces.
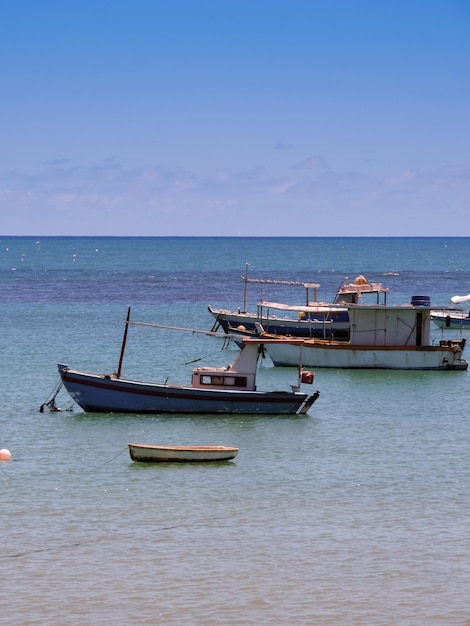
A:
57,309,319,415
209,269,388,340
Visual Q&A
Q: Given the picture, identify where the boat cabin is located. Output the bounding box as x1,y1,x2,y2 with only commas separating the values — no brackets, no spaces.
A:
349,301,431,346
191,369,254,391
191,341,261,390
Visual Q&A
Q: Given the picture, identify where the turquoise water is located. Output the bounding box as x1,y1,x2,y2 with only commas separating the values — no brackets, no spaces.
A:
1,237,469,624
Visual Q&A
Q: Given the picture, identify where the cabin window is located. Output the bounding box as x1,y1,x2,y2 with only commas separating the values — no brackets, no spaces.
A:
224,376,247,386
202,375,223,385
200,375,247,387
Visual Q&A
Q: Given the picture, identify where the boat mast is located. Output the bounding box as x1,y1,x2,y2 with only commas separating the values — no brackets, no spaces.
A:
116,306,131,378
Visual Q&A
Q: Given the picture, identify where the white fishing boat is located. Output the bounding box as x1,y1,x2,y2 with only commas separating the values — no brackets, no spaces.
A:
261,296,468,370
431,294,470,330
431,309,470,330
128,443,239,463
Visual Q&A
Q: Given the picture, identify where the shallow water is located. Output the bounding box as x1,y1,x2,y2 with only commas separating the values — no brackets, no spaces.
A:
1,237,469,624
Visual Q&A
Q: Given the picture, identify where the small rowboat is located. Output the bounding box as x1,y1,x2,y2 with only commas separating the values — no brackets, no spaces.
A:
128,443,239,463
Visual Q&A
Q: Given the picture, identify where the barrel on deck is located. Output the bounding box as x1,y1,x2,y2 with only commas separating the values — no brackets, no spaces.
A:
411,295,431,307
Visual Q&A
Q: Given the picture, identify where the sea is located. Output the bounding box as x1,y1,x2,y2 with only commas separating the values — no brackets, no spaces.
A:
1,236,469,625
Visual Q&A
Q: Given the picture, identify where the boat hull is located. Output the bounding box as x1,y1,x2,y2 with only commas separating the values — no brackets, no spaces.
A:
265,340,468,370
209,306,350,339
431,311,470,330
128,443,238,462
58,366,316,414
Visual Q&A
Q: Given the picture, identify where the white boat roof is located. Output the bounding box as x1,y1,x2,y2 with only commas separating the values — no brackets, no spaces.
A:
347,303,430,310
259,300,345,313
262,302,436,312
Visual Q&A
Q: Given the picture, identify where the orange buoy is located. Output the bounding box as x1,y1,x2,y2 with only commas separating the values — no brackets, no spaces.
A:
0,448,11,461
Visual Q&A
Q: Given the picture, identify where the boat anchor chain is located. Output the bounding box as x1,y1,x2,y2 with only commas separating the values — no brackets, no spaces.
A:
39,380,73,413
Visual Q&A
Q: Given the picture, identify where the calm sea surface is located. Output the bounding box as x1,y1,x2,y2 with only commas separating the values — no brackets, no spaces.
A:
1,237,469,625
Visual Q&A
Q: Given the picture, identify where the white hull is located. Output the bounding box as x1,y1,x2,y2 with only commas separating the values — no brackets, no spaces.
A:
264,301,468,370
431,311,470,330
266,340,467,370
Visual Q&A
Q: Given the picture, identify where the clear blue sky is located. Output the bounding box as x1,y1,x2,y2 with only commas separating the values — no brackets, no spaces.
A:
1,0,469,236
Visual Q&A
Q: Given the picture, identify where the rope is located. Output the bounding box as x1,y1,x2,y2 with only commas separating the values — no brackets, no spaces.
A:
182,355,209,365
4,517,223,558
181,337,234,366
39,379,73,413
222,335,234,350
102,446,128,464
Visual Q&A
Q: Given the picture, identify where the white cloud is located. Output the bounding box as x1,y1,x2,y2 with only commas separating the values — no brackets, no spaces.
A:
293,156,328,171
1,160,469,235
271,179,299,195
384,169,417,186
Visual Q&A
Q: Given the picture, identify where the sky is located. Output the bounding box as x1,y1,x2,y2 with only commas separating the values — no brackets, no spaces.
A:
1,0,469,236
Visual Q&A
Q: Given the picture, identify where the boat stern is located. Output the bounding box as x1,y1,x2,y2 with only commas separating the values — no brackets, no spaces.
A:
296,389,320,414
